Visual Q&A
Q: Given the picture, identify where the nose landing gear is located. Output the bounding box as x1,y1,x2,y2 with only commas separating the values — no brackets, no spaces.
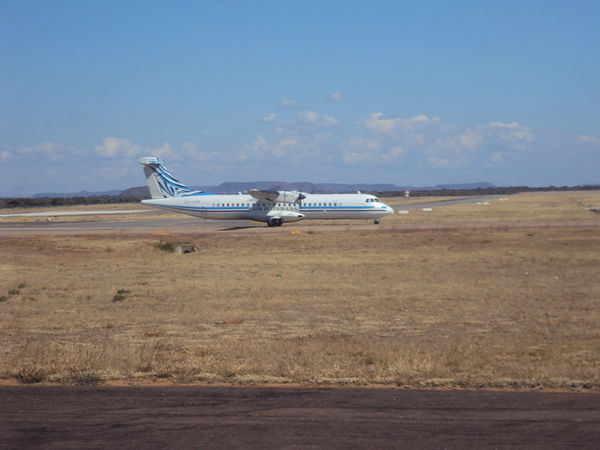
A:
373,218,380,225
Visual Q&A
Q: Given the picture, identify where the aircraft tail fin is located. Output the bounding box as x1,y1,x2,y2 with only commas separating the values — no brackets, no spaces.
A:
139,157,197,199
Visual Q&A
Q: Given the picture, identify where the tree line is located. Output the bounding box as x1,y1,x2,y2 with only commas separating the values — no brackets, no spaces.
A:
375,185,600,198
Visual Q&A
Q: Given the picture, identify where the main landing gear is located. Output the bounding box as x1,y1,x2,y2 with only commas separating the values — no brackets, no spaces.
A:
267,218,283,227
373,218,380,224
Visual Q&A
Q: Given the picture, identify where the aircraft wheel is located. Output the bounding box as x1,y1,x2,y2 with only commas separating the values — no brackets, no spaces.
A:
268,218,282,227
373,218,380,225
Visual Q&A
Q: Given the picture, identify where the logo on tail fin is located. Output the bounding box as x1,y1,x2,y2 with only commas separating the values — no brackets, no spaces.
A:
140,157,198,198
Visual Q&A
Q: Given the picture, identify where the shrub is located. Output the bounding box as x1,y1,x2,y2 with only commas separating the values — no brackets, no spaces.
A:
15,368,47,384
155,241,175,252
63,371,103,386
112,289,131,302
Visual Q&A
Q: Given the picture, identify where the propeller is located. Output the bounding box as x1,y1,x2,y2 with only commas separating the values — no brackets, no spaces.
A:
296,183,306,209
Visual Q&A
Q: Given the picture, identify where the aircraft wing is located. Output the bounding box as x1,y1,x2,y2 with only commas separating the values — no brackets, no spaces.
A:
247,189,305,204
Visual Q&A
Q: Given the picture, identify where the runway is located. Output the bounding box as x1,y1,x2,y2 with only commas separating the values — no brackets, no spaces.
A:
0,195,598,236
1,386,599,449
1,216,599,237
0,196,501,236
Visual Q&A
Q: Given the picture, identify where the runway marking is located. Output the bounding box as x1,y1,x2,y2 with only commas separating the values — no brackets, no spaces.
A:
152,232,177,236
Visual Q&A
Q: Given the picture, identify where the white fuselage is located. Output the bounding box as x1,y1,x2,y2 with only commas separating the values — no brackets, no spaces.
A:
142,192,393,223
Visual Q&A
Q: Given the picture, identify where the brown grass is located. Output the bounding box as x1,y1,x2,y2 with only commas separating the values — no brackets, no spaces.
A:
0,192,599,389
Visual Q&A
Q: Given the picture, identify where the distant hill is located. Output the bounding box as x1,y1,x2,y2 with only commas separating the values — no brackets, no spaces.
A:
119,181,496,198
194,181,406,194
430,182,495,190
8,183,597,208
120,186,151,198
38,181,497,199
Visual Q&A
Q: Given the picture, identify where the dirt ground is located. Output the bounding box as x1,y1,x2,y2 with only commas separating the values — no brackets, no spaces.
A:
0,192,599,389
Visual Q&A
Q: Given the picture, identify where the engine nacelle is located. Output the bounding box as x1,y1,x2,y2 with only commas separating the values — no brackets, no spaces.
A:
267,210,305,223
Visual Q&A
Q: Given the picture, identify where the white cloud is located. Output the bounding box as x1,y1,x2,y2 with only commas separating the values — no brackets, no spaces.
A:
341,136,382,163
182,142,219,161
362,113,440,133
271,111,341,134
295,111,340,128
425,156,462,168
279,98,301,109
341,137,406,164
421,120,534,168
489,152,507,162
383,145,407,161
68,146,87,157
328,92,344,102
344,136,382,152
480,121,533,151
94,137,176,159
17,142,66,161
95,137,142,158
98,166,130,179
149,141,174,159
262,113,278,123
237,135,272,162
0,150,11,160
577,135,600,145
429,129,483,154
238,129,329,163
237,135,302,161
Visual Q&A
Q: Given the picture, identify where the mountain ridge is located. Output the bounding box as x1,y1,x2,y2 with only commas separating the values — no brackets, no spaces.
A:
33,182,495,198
117,181,496,198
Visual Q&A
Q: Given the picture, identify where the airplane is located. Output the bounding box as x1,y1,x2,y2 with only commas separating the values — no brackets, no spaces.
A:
140,156,394,226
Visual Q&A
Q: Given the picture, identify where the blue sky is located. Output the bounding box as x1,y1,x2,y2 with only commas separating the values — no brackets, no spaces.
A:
1,0,599,196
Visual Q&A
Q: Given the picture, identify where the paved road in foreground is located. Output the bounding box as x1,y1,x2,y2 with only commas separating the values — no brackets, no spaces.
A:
2,387,599,449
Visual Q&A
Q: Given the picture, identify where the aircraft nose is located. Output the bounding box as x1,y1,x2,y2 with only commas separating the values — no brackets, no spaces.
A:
382,204,394,215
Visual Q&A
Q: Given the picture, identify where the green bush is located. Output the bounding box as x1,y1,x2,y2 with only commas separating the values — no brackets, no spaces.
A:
155,241,175,252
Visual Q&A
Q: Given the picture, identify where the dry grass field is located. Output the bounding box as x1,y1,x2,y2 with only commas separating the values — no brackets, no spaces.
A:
1,192,599,389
